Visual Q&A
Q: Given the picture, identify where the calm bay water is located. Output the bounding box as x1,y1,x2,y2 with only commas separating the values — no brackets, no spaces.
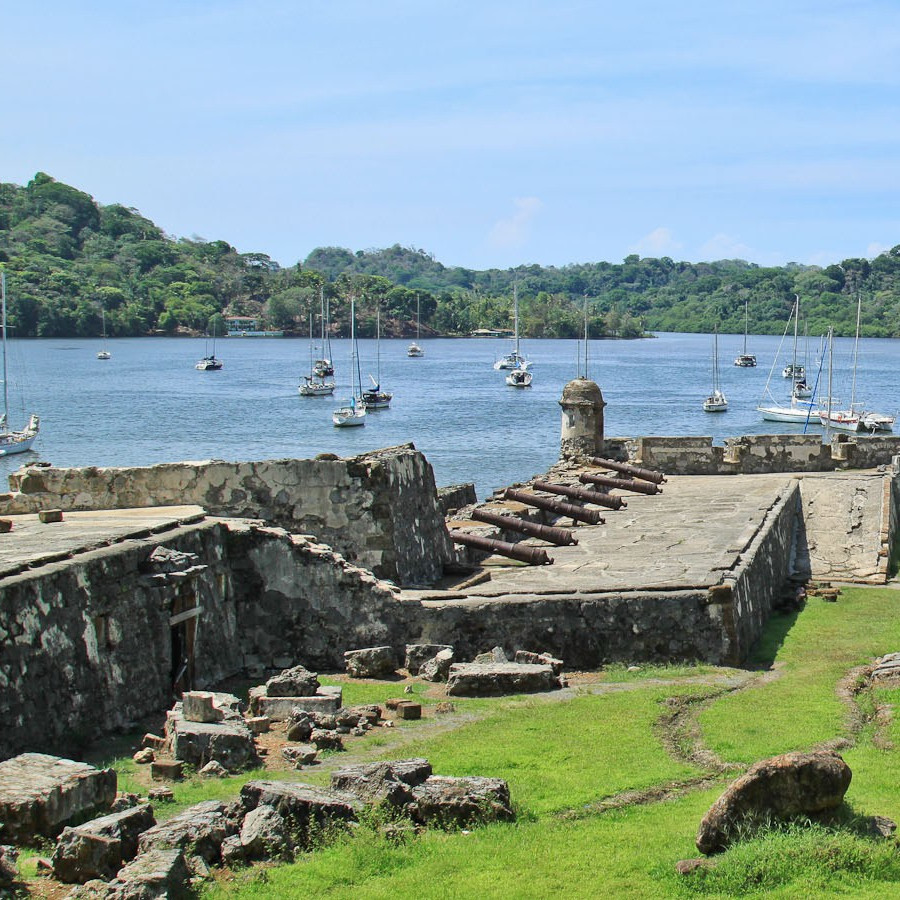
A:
2,331,897,498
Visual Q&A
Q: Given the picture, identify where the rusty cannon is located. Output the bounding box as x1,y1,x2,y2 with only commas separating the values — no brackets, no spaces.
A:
504,488,605,525
588,456,667,485
471,508,578,546
578,472,661,495
533,480,627,511
449,530,553,565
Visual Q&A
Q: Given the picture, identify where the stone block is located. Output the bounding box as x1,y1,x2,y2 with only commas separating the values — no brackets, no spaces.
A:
240,781,361,848
446,663,561,697
182,691,222,724
0,519,11,534
344,646,397,678
404,644,453,675
150,760,184,782
514,650,564,675
408,776,515,826
240,804,291,861
52,803,155,883
265,665,320,698
246,716,271,735
281,745,318,768
420,648,454,682
331,758,432,806
147,787,174,804
167,714,256,772
137,800,242,864
395,702,422,720
107,847,191,899
254,686,342,721
38,509,63,523
0,753,117,843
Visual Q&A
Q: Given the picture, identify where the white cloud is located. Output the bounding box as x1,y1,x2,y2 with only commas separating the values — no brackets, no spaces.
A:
699,233,756,261
629,227,682,257
488,197,542,249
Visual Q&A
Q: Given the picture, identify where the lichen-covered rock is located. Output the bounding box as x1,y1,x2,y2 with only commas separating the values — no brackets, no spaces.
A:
239,804,291,861
446,663,561,696
137,800,242,864
106,846,191,899
310,729,344,751
420,648,454,682
696,751,853,854
330,759,432,808
52,803,155,883
344,646,397,678
0,753,117,842
408,776,514,826
405,644,453,675
265,665,320,698
165,708,257,772
240,781,361,848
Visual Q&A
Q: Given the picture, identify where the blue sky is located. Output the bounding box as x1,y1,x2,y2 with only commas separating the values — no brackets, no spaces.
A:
6,1,900,270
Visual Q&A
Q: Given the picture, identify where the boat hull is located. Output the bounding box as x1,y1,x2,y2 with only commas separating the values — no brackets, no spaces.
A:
332,407,366,427
733,355,757,367
299,381,335,397
758,403,819,424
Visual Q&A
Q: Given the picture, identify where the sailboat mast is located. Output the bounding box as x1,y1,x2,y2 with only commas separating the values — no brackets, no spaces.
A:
826,327,834,438
743,300,748,355
320,286,325,347
850,293,861,411
513,283,519,356
583,294,589,378
1,271,7,425
376,303,381,382
416,293,420,341
791,295,799,374
713,327,720,392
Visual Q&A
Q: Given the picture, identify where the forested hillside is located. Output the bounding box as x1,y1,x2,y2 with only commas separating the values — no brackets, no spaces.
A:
2,173,899,339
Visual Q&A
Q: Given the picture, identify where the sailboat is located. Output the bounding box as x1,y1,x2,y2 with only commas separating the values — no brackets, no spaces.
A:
703,327,728,412
314,288,334,377
332,296,366,427
819,295,894,433
505,366,532,387
362,304,392,409
299,312,335,396
195,325,223,370
407,293,425,358
0,271,39,455
758,296,821,424
493,284,531,370
96,307,111,360
733,299,756,367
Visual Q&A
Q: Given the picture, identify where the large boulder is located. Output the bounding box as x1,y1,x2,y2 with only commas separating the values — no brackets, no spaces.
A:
52,803,155,884
265,665,320,698
0,753,117,842
408,776,515,826
696,751,853,854
330,759,432,807
239,804,291,861
166,707,257,772
137,800,242,864
344,646,397,678
420,648,454,683
106,847,191,899
240,781,361,848
405,644,453,675
446,663,562,696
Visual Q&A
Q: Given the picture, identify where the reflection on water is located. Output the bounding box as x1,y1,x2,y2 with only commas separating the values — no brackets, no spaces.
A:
4,332,897,498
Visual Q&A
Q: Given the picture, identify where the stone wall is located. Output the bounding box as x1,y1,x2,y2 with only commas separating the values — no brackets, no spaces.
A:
0,445,451,586
0,518,406,762
718,480,801,664
630,434,900,476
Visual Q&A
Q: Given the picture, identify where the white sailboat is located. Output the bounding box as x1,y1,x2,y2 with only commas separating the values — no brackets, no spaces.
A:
332,296,366,427
299,312,335,396
733,299,756,367
758,296,821,424
362,304,392,409
407,293,425,358
493,284,531,370
703,326,728,412
505,366,532,387
819,295,894,433
195,323,223,371
96,307,111,360
314,287,334,377
0,271,39,455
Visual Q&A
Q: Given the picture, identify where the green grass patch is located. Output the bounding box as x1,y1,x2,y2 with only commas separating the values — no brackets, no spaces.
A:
699,588,900,763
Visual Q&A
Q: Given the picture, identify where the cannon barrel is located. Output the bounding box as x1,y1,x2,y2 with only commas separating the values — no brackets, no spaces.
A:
533,480,626,511
588,456,667,484
504,488,605,525
449,530,553,565
471,508,578,546
578,472,661,495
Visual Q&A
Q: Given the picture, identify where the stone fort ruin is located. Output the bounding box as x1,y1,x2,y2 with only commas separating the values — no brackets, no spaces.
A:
1,378,899,761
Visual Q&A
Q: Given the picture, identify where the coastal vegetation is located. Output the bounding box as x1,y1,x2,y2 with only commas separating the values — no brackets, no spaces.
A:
51,584,900,898
3,173,900,341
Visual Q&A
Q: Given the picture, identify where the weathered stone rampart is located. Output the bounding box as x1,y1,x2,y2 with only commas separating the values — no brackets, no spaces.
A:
627,433,900,475
0,444,451,586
